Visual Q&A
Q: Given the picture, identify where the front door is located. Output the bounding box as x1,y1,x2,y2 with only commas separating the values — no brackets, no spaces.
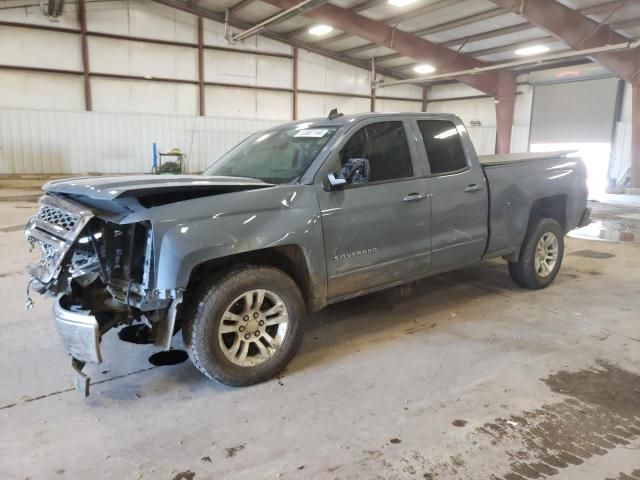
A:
316,119,432,299
414,118,488,270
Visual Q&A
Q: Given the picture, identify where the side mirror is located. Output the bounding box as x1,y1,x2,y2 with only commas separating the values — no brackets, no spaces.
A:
327,158,370,191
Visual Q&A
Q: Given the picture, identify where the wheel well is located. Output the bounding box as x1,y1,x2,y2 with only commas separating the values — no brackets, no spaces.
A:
529,195,568,231
186,246,318,313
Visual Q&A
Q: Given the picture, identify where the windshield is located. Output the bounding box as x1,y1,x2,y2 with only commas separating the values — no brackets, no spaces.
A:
204,126,340,183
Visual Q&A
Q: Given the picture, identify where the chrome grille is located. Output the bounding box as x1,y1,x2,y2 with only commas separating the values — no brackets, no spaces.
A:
25,195,94,285
37,242,57,272
36,204,80,232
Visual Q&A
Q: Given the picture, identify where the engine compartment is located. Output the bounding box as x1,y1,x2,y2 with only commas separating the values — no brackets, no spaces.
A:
26,194,180,350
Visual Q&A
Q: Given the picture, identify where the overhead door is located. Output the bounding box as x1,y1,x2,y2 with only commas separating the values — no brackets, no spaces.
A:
530,77,619,145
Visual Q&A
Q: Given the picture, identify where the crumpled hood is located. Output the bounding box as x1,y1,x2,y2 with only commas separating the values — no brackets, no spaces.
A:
43,175,273,201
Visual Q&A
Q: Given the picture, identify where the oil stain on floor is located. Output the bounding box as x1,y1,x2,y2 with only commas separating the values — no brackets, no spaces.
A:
414,363,640,479
570,250,616,259
482,363,640,479
605,469,640,480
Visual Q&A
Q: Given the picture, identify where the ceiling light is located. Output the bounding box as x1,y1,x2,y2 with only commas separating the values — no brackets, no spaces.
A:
515,45,550,56
414,64,436,75
308,24,333,36
388,0,418,6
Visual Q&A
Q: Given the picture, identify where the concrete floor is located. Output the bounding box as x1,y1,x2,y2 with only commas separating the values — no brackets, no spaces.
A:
1,183,639,480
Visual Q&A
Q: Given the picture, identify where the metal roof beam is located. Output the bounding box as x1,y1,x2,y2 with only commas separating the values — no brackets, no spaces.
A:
490,0,639,81
262,0,514,96
336,4,504,56
390,16,640,72
151,0,406,80
374,1,635,65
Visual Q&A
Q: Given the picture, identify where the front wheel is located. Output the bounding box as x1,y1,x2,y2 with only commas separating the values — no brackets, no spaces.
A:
182,265,304,386
508,217,564,289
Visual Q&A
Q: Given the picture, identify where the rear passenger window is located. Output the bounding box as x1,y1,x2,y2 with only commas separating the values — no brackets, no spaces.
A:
417,120,468,175
339,121,413,183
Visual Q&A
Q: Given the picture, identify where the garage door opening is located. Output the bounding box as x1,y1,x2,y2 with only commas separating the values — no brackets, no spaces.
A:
529,77,620,197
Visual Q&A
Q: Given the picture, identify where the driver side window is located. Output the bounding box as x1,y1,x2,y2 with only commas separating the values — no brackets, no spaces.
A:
339,121,413,183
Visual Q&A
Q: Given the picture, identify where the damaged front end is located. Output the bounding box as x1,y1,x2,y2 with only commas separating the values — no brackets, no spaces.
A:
25,194,181,395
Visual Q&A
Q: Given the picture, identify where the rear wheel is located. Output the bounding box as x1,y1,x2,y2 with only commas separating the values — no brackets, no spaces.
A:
182,265,304,386
508,217,564,289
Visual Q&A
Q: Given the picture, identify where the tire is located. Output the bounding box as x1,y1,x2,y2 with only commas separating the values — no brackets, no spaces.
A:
508,217,564,289
182,265,304,386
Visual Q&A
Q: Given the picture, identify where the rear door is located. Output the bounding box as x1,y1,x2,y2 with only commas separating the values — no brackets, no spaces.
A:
316,118,431,299
413,118,488,270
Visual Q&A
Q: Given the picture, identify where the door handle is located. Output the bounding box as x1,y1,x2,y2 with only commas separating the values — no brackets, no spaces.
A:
403,193,427,202
464,184,483,193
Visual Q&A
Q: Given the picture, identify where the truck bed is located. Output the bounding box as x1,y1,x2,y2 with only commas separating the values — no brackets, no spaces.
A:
479,151,575,167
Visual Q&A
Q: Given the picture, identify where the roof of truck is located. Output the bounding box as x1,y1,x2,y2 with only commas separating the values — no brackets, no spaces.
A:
278,112,460,129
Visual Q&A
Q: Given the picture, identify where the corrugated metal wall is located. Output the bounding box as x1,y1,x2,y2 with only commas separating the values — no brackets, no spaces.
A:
0,1,425,174
0,109,282,174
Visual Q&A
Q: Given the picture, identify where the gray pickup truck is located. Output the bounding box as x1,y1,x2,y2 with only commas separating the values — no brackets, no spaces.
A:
25,112,590,393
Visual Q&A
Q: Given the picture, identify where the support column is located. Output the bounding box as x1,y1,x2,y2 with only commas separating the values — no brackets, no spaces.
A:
370,58,376,113
632,82,640,188
78,0,92,111
292,47,298,120
494,70,516,154
198,17,205,116
421,87,428,112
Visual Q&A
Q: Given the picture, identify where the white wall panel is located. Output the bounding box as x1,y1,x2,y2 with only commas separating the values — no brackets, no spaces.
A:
205,87,291,120
620,82,632,123
429,83,485,100
256,57,293,89
467,126,497,156
0,109,283,174
298,51,370,96
376,99,422,113
377,75,423,100
89,37,198,81
511,126,530,153
427,97,497,126
0,71,84,111
298,93,370,118
87,0,197,43
513,85,533,128
204,50,292,88
0,27,82,71
91,78,198,116
610,121,631,188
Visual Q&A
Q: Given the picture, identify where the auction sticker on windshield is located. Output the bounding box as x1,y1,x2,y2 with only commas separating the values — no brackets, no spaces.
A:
294,129,329,138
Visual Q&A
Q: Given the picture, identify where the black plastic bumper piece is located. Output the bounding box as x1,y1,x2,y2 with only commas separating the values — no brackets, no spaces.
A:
578,207,592,228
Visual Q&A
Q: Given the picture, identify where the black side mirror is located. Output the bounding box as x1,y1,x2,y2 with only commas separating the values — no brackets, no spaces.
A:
327,158,370,190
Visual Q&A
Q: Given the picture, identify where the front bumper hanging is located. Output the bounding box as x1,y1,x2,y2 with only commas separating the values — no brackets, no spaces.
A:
53,295,102,396
53,295,102,364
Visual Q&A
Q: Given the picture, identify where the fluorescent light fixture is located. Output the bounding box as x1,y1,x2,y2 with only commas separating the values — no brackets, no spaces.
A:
557,70,581,78
308,24,333,36
515,44,550,56
414,64,436,75
388,0,417,6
